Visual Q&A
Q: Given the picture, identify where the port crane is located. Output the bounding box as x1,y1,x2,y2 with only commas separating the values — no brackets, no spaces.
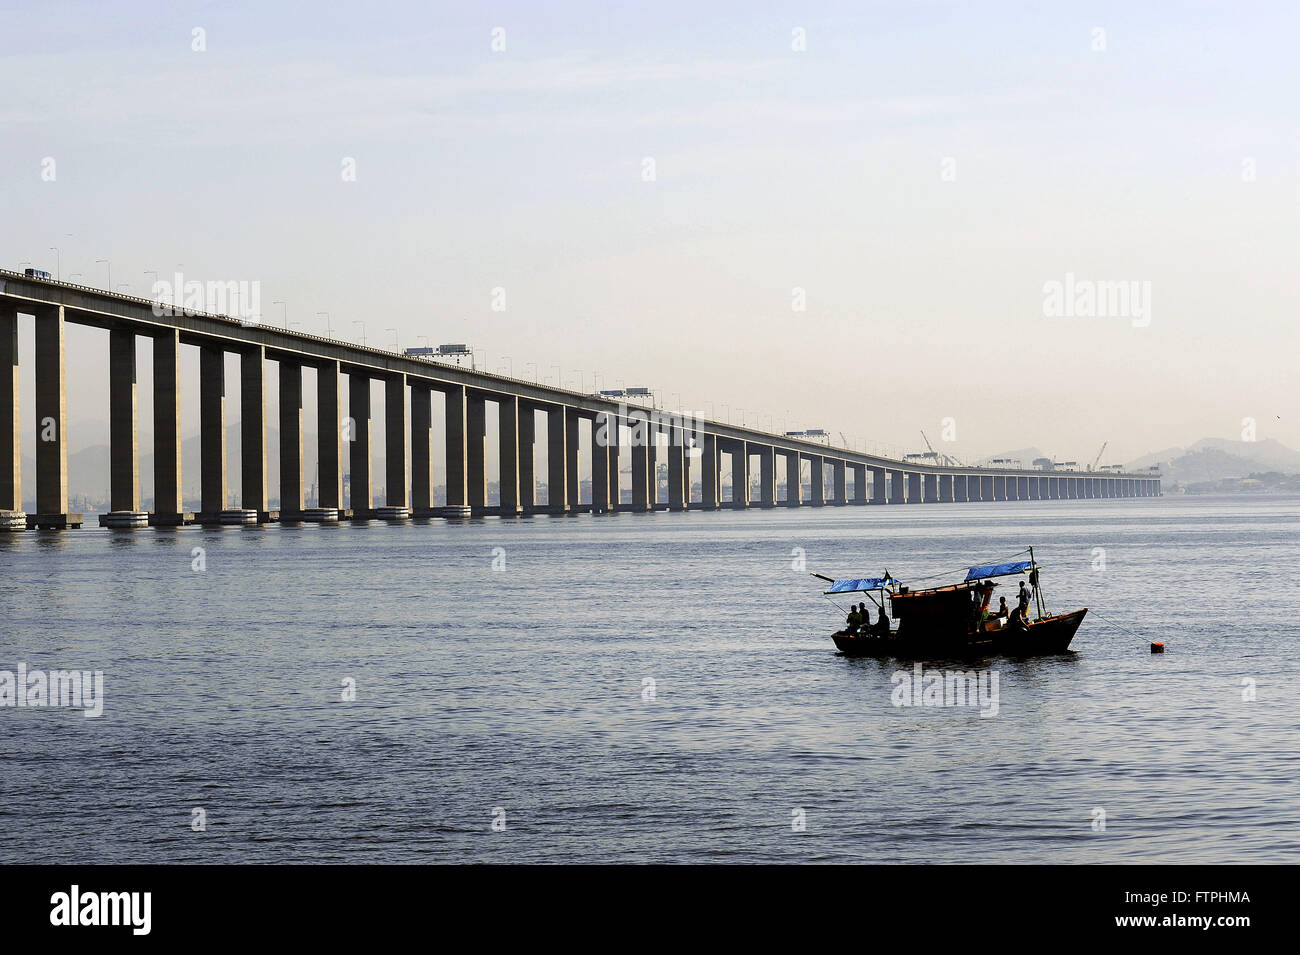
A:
920,431,965,468
1088,441,1107,471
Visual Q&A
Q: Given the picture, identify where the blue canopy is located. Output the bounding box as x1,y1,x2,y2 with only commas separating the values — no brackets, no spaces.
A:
826,577,894,594
965,560,1034,581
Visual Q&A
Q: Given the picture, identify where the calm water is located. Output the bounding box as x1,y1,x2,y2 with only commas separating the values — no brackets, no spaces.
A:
1,495,1297,864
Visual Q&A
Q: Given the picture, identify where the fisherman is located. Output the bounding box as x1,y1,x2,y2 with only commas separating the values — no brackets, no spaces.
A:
875,605,891,636
845,605,862,634
996,596,1010,619
1018,580,1033,616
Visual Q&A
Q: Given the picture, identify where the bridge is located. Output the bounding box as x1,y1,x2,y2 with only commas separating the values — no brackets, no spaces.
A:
0,269,1160,530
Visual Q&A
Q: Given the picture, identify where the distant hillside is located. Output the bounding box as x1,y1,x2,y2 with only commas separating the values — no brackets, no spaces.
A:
1127,437,1300,485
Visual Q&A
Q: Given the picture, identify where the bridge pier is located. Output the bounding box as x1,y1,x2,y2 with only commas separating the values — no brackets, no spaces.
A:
0,304,21,528
729,439,749,508
101,326,147,527
515,403,535,512
809,454,825,505
497,394,521,517
410,382,434,518
317,360,344,516
545,404,567,514
783,451,800,506
758,445,777,507
906,471,921,504
240,346,270,520
831,459,846,505
465,391,488,515
197,345,227,523
443,383,470,518
349,373,373,518
701,433,720,509
572,410,587,514
592,412,612,513
278,360,304,519
30,306,79,529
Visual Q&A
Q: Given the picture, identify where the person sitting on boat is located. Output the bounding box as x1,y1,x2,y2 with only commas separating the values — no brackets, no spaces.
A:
874,606,891,636
845,606,863,634
996,596,1010,619
1010,605,1030,631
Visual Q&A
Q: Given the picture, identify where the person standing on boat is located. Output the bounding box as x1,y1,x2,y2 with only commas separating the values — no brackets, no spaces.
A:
845,606,863,634
1018,580,1033,616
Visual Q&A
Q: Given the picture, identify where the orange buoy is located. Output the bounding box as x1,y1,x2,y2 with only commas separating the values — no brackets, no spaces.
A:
1150,642,1165,653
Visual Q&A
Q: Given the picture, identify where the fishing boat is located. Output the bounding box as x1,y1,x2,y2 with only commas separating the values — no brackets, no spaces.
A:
815,549,1086,658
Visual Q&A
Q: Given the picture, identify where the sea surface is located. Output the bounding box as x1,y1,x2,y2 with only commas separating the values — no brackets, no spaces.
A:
1,495,1297,864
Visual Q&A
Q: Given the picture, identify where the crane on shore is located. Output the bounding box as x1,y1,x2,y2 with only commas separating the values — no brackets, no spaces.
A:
1089,441,1108,471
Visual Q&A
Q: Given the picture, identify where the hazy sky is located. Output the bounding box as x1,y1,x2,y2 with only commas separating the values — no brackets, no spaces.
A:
4,0,1298,466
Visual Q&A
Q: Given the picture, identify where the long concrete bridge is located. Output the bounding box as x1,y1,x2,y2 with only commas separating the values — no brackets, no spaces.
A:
0,269,1160,530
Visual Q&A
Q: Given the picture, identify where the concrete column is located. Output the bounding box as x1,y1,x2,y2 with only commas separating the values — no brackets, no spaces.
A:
279,361,303,515
199,345,226,516
869,466,885,504
34,306,69,521
607,417,621,508
241,346,267,514
1019,476,1030,500
384,375,408,508
907,471,921,503
108,327,140,512
0,304,20,514
981,475,994,501
954,474,968,502
546,405,567,513
831,459,846,505
317,360,343,510
729,440,749,508
809,455,825,505
1008,476,1020,501
631,417,650,512
940,474,954,502
518,403,536,510
498,394,521,515
702,433,720,508
592,412,611,513
444,384,468,514
851,463,867,504
889,469,905,503
922,473,937,503
349,373,372,514
785,451,801,505
566,406,581,508
466,392,486,513
667,427,687,511
411,382,433,514
759,445,777,507
149,330,183,521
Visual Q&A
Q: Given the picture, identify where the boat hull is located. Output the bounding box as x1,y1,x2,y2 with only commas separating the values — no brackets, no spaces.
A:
831,609,1087,659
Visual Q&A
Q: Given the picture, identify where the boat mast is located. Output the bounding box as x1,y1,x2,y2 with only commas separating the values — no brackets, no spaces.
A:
1028,546,1046,619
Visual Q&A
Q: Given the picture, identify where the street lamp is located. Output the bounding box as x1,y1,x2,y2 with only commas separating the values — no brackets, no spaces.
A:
317,312,332,337
48,247,60,280
498,356,513,377
273,301,288,330
96,259,111,290
386,328,399,351
353,321,366,346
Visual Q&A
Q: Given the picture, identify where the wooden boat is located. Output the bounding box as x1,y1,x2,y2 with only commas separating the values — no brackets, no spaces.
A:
818,550,1086,659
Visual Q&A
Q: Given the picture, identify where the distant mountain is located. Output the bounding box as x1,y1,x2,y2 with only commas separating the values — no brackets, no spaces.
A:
1126,437,1300,485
